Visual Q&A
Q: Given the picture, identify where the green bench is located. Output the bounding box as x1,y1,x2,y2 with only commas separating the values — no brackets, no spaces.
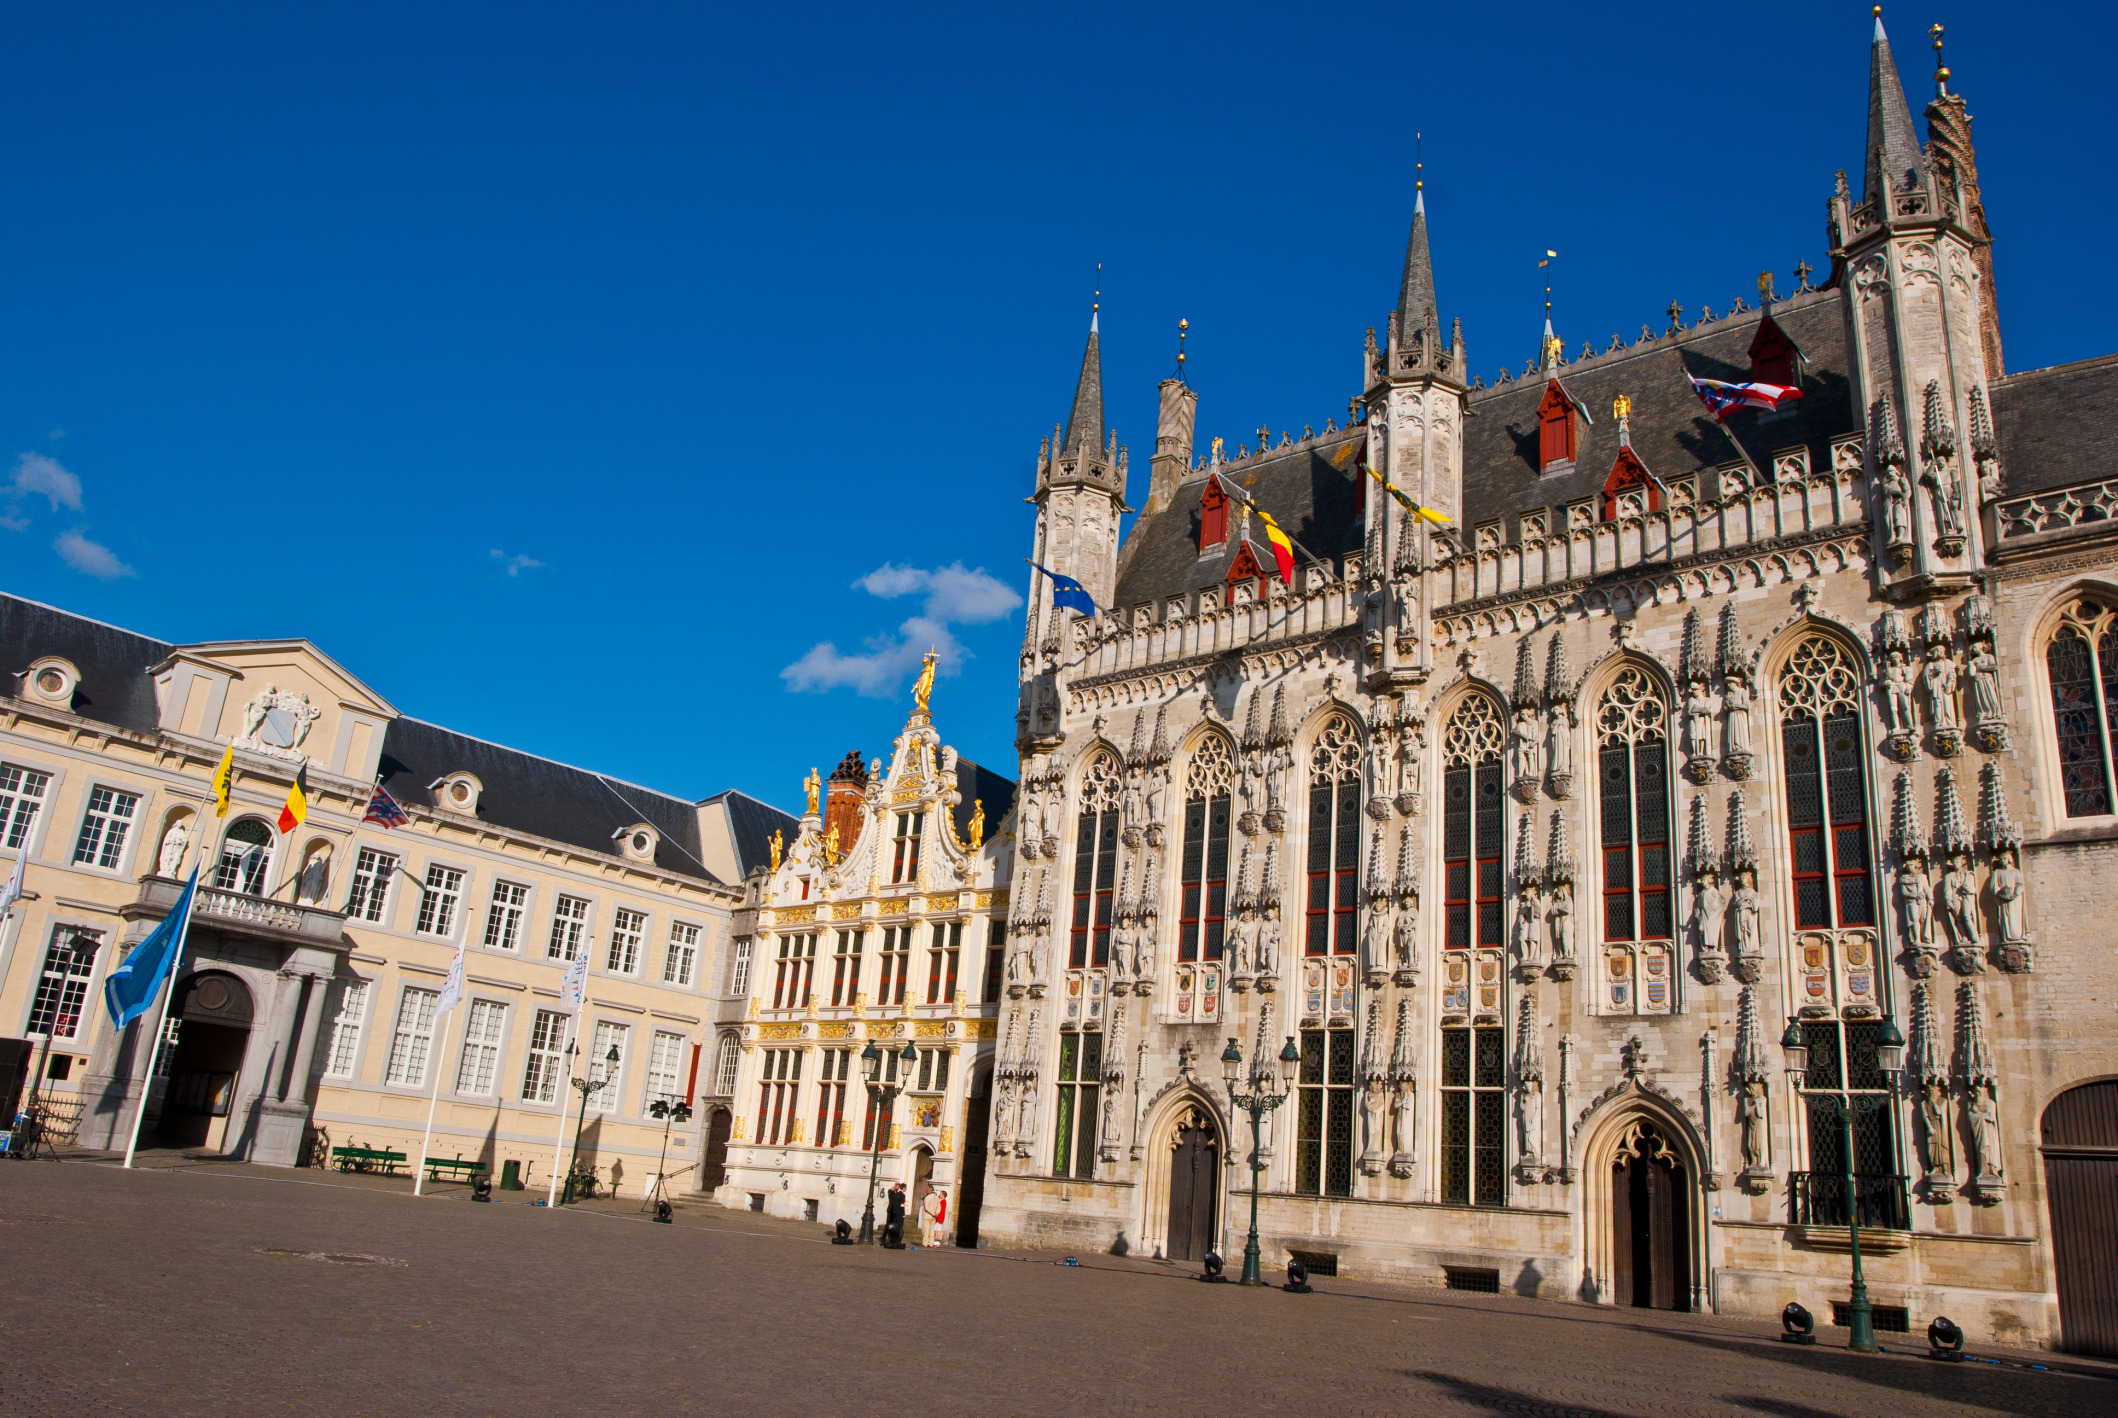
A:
422,1157,487,1185
331,1144,408,1175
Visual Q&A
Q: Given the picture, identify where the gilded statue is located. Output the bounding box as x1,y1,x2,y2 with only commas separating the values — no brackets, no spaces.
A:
803,769,821,815
768,828,784,872
967,798,984,849
912,648,938,712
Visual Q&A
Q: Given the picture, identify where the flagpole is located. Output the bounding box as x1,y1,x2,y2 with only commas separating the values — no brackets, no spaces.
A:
544,1011,578,1207
412,1008,454,1197
123,887,197,1170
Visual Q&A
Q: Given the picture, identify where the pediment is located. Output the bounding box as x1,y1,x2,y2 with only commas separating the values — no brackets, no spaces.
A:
155,638,400,783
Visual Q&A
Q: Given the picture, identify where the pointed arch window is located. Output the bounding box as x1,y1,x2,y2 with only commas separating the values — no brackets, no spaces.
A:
2044,599,2118,817
1306,715,1363,956
1778,636,1875,930
1442,697,1506,952
1597,670,1672,944
1069,753,1124,970
1179,736,1234,964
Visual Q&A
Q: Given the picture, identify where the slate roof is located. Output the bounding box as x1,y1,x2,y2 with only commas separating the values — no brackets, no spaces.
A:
697,788,800,881
0,592,169,733
950,757,1017,845
1989,353,2118,500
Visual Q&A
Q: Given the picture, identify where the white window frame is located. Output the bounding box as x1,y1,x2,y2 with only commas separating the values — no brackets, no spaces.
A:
713,1033,740,1096
72,782,142,872
213,817,276,895
25,922,104,1040
347,847,398,924
414,863,467,938
522,1008,571,1104
384,985,440,1088
548,894,592,961
645,1029,685,1107
483,879,531,952
322,979,371,1078
587,1019,629,1114
453,998,509,1096
0,761,53,853
606,907,647,976
729,936,753,996
663,920,700,986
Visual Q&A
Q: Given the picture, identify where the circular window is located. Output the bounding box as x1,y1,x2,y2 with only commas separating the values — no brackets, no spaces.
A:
450,782,471,804
632,832,651,853
35,668,65,695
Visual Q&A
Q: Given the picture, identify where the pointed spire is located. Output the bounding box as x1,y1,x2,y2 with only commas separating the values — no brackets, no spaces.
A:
1148,703,1172,765
1544,632,1570,704
1064,303,1104,455
1261,840,1281,909
1516,809,1542,889
1363,999,1389,1084
1113,855,1136,924
1968,384,1998,463
1955,980,1996,1085
1394,822,1417,902
1685,793,1718,878
1139,852,1162,921
1725,789,1758,873
1241,687,1267,752
1267,683,1293,748
1891,769,1928,861
1032,866,1052,928
1546,811,1575,885
1865,11,1928,204
1921,378,1958,461
1233,842,1256,913
1716,602,1747,682
1126,708,1149,767
1680,606,1711,686
1978,758,2022,852
1513,635,1540,708
1872,397,1908,469
1390,997,1417,1080
1733,986,1770,1081
1933,765,1972,857
1366,827,1390,902
1910,981,1949,1086
1396,183,1440,348
1250,1000,1274,1086
1513,995,1543,1082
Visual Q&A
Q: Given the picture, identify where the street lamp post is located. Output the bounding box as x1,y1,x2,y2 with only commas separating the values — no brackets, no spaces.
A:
561,1042,622,1204
644,1096,693,1214
856,1038,922,1244
1782,1016,1904,1355
1220,1033,1302,1287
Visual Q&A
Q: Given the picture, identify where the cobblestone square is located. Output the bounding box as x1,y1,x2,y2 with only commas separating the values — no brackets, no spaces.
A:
2,1155,2112,1417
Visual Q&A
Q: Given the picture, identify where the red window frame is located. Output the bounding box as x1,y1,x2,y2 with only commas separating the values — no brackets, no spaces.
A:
1179,791,1229,962
1305,775,1361,955
892,812,923,884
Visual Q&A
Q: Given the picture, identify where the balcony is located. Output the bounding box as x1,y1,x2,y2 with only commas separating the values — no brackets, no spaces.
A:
121,874,351,953
1788,1170,1911,1247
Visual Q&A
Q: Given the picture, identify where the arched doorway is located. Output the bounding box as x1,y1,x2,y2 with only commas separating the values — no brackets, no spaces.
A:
1611,1119,1692,1311
698,1107,731,1192
1166,1104,1220,1262
955,1065,992,1248
157,971,255,1150
2043,1080,2118,1356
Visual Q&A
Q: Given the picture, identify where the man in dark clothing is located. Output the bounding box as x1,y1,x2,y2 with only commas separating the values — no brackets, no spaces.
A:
883,1182,906,1247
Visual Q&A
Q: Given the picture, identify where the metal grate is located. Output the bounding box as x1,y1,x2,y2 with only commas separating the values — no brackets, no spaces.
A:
1444,1265,1500,1293
1287,1250,1338,1277
1831,1302,1909,1333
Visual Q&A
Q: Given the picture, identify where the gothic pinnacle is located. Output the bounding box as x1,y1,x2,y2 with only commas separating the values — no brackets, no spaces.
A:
1716,602,1746,680
1685,793,1718,878
1680,606,1711,686
1515,809,1542,889
1725,789,1758,873
1933,764,1971,857
1512,636,1539,708
1891,769,1928,861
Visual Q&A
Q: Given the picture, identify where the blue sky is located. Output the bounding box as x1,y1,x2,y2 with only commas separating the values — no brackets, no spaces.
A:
3,2,2111,814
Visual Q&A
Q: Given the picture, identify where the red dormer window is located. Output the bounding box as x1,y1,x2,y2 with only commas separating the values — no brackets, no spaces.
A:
1199,477,1229,552
1225,542,1269,601
1601,445,1662,521
1748,309,1801,388
1537,380,1578,468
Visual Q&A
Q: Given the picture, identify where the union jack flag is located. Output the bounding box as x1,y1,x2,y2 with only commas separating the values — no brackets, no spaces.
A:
1686,372,1802,423
362,783,409,830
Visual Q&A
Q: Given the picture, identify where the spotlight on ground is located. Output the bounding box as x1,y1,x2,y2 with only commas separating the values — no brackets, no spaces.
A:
1200,1251,1228,1284
832,1219,855,1246
471,1174,492,1204
653,1199,673,1224
1928,1315,1966,1361
1283,1259,1313,1293
1781,1302,1816,1344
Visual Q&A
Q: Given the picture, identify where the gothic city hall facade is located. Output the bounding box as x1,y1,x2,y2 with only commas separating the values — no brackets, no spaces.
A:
975,21,2118,1352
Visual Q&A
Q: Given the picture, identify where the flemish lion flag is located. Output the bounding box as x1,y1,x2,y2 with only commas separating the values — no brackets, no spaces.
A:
276,766,309,834
210,744,235,818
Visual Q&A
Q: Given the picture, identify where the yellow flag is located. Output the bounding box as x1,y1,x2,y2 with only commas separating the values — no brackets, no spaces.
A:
1367,465,1454,525
211,744,235,818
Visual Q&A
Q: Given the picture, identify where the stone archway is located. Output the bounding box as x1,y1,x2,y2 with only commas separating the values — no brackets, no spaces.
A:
1141,1092,1225,1263
1579,1095,1709,1312
156,970,255,1150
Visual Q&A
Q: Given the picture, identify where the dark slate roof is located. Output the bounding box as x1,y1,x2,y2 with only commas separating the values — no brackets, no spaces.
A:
950,757,1017,844
0,593,169,732
697,789,800,880
377,717,721,884
1460,290,1857,533
1113,427,1368,608
1990,353,2118,500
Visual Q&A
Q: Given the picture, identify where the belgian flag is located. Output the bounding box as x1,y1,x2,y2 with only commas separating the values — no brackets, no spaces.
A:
277,766,309,834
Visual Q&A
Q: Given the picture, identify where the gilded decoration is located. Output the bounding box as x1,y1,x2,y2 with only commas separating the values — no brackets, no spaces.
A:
819,1022,855,1038
891,787,922,804
965,1019,997,1038
832,903,864,920
879,899,909,916
779,905,818,925
758,1023,802,1040
939,1125,955,1153
915,1021,948,1038
866,1021,905,1038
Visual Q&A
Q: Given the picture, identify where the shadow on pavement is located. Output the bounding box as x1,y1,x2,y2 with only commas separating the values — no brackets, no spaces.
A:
1652,1328,2111,1418
1408,1370,1637,1418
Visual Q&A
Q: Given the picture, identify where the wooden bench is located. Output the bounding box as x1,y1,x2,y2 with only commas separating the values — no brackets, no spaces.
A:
422,1157,487,1184
331,1145,408,1176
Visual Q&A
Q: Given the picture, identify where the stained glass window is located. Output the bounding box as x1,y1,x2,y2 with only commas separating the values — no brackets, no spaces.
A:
1294,1028,1355,1196
1596,669,1671,944
1070,753,1123,969
1440,1025,1506,1205
1180,735,1235,963
1778,635,1873,930
2046,601,2118,817
1306,716,1363,956
1051,1030,1102,1179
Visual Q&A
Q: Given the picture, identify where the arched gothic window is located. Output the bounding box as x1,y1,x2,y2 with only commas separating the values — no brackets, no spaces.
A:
1179,735,1234,964
2045,599,2118,817
1440,694,1507,1208
1441,697,1506,952
1597,670,1672,944
1306,714,1363,956
215,818,273,895
1777,636,1874,930
1069,752,1124,969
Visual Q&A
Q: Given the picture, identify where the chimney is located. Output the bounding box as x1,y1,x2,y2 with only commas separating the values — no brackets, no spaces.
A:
1142,377,1199,519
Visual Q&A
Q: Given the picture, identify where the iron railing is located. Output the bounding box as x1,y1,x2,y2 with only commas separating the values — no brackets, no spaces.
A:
1788,1171,1910,1231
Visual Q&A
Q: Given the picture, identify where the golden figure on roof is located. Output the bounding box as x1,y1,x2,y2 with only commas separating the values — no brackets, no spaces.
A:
768,828,783,872
912,648,938,712
803,768,821,815
968,798,985,849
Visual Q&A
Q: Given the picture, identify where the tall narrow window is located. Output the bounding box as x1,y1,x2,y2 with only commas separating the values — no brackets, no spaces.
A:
1441,1025,1506,1205
348,848,397,924
1596,670,1672,942
1778,636,1874,930
645,1030,685,1106
323,980,370,1078
814,1048,851,1146
1306,715,1364,956
483,881,529,950
1069,752,1123,969
664,921,700,986
913,1046,951,1094
892,811,924,883
771,933,817,1009
1179,735,1235,963
213,819,273,894
861,1048,900,1148
926,920,963,1003
756,1047,802,1143
547,895,591,961
830,928,864,1005
0,763,51,850
877,927,910,1005
1796,1020,1903,1228
73,785,139,870
983,921,1006,1003
729,937,753,996
713,1033,741,1095
587,1020,628,1114
453,999,508,1095
26,925,101,1039
521,1008,570,1103
415,865,465,937
1051,1030,1102,1179
1294,1028,1355,1196
607,907,647,974
1442,697,1507,951
2045,599,2118,817
385,987,439,1088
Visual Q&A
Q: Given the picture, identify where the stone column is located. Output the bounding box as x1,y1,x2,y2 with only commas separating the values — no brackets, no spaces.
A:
251,970,326,1166
279,974,329,1101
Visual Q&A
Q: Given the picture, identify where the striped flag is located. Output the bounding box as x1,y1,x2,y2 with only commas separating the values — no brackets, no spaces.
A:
276,766,310,834
362,783,409,830
1685,372,1802,423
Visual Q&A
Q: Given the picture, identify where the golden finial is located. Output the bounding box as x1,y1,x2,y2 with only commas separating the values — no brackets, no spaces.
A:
803,768,821,815
1758,270,1775,304
824,825,840,867
1177,317,1188,375
1415,130,1423,191
1931,22,1949,91
1211,435,1224,463
1093,262,1101,315
1613,395,1631,422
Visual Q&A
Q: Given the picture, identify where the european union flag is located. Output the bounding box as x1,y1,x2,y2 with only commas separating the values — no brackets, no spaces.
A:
103,868,199,1030
1031,562,1097,616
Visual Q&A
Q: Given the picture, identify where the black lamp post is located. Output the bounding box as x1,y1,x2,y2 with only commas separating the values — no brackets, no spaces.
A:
1782,1015,1904,1354
562,1042,622,1204
644,1095,693,1216
855,1038,922,1244
1220,1032,1300,1287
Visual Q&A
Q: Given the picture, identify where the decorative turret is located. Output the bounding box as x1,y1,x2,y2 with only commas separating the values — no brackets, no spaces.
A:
1910,981,1948,1086
1924,22,2003,376
1147,704,1172,765
1955,980,1996,1086
1267,683,1293,748
1513,994,1543,1085
1891,770,1929,861
1390,997,1417,1081
1862,11,1926,205
1232,843,1256,914
1362,999,1389,1087
1715,602,1747,682
1679,606,1712,688
1683,793,1717,880
1241,686,1267,753
1977,758,2021,852
1393,822,1417,903
1512,636,1540,710
1126,709,1149,767
1546,811,1575,885
1544,631,1571,705
1261,839,1281,910
1933,765,1972,858
1733,986,1770,1082
1515,810,1542,891
1366,828,1390,903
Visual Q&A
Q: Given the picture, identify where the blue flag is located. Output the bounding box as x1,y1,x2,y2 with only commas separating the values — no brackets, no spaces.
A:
1031,562,1097,616
104,868,199,1030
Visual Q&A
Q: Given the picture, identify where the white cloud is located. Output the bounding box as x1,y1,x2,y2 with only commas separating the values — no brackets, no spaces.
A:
489,549,544,577
11,453,83,513
782,562,1020,698
54,530,136,580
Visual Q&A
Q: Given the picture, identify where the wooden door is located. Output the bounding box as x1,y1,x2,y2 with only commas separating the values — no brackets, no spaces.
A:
1167,1116,1218,1262
699,1108,731,1191
2045,1082,2118,1357
1614,1125,1690,1312
955,1071,991,1248
1612,1153,1635,1307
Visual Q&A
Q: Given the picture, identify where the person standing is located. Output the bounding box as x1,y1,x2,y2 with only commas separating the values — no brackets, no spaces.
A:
884,1181,906,1247
920,1185,947,1247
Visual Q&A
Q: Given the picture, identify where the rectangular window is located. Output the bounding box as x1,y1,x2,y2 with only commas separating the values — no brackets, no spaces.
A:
926,920,963,1003
1070,807,1119,968
714,1034,740,1095
384,987,439,1088
607,907,647,974
348,848,397,924
72,785,139,870
830,928,864,1005
645,1029,685,1106
814,1048,850,1147
214,827,270,894
729,937,753,995
663,921,700,986
322,979,370,1078
1051,1031,1103,1178
1179,792,1231,963
1598,738,1671,942
1305,776,1362,955
454,999,508,1095
521,1008,570,1104
983,920,1006,1003
0,763,51,850
1783,712,1874,930
862,1048,901,1149
483,881,529,951
587,1019,629,1114
892,811,924,884
1440,1026,1507,1206
878,927,910,1005
1443,760,1505,950
1295,1029,1356,1196
1798,1020,1900,1225
414,865,465,937
27,925,102,1039
912,1046,951,1095
757,1046,803,1143
547,895,590,961
771,933,817,1009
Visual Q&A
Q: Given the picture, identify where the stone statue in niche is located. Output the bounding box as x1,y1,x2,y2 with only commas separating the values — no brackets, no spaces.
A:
1361,903,1393,983
1366,732,1393,807
1397,719,1424,800
1362,1080,1389,1174
1121,774,1144,830
1967,641,2007,750
1729,867,1763,981
1548,882,1576,974
1925,644,1961,731
1145,767,1169,831
1690,866,1728,983
1392,899,1419,976
1722,676,1754,769
1509,706,1543,789
1256,902,1281,979
1939,849,1981,966
1391,1079,1418,1178
1736,1078,1770,1173
296,845,331,905
1227,901,1259,980
1883,650,1919,737
156,817,191,877
1683,686,1716,774
1992,847,2028,967
1878,463,1913,548
1963,1085,2002,1186
1515,887,1544,977
1545,702,1574,797
1014,1074,1039,1157
1898,858,1936,955
1919,1079,1955,1198
1108,919,1134,987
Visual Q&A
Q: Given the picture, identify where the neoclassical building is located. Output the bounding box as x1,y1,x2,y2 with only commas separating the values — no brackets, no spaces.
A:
713,667,1016,1242
977,19,2118,1355
0,592,791,1190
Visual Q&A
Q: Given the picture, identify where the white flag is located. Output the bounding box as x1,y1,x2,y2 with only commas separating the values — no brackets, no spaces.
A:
561,946,588,1009
434,942,466,1016
0,850,24,919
